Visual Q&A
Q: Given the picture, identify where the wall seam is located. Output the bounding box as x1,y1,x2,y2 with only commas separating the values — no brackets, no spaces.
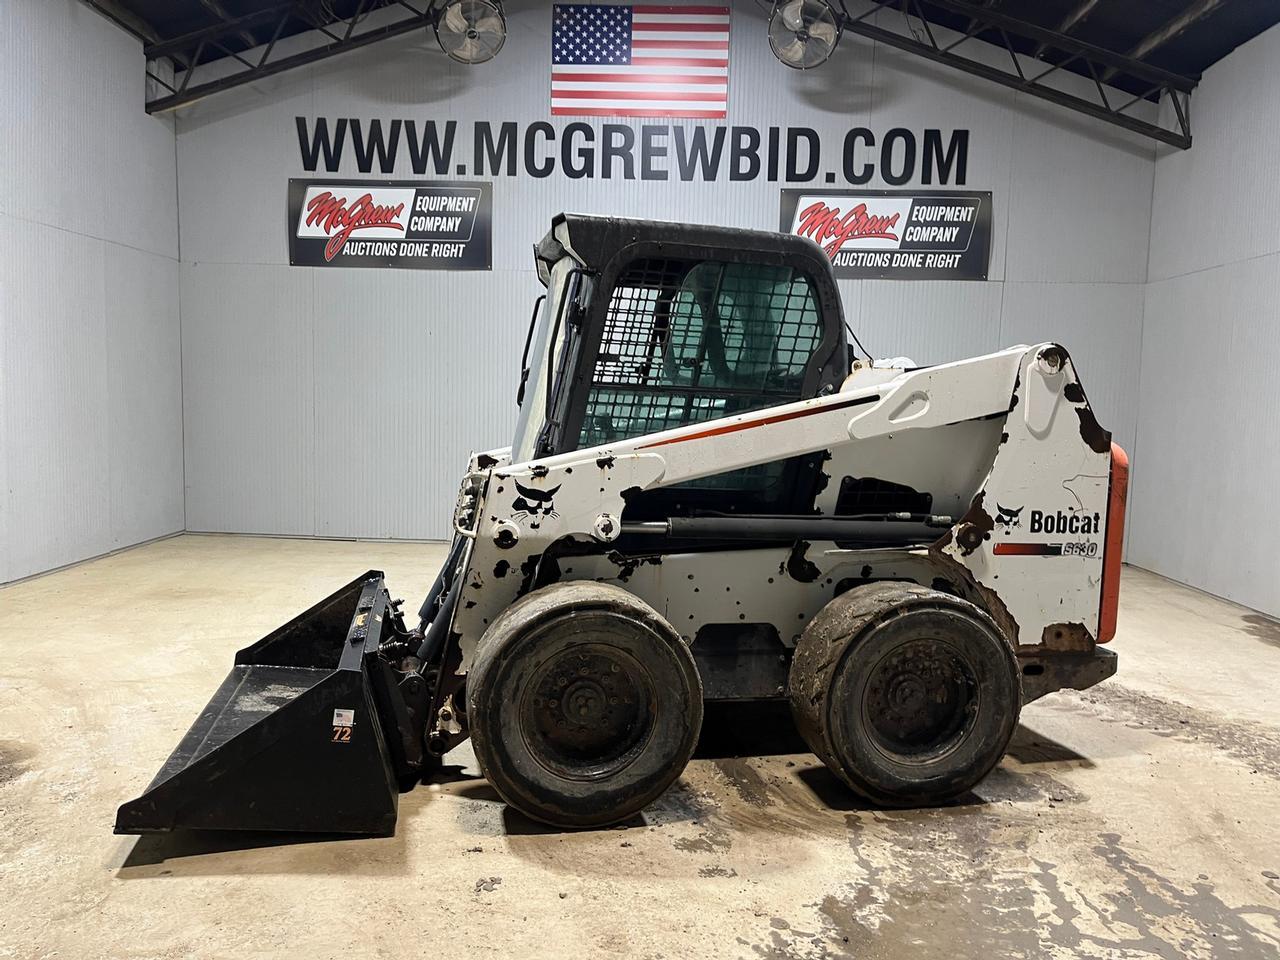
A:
174,112,188,534
0,210,178,264
1130,133,1160,498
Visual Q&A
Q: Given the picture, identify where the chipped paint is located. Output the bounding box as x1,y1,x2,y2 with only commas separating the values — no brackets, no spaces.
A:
1075,406,1112,454
954,491,995,556
785,541,821,583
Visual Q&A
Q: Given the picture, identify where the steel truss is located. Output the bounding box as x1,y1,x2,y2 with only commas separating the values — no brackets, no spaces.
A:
839,0,1196,149
143,0,1197,148
144,0,434,114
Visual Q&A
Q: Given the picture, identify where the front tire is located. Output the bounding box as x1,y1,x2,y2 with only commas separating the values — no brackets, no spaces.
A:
467,582,703,828
789,582,1020,806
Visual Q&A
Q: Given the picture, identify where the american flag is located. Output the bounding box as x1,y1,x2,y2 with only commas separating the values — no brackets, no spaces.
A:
551,4,731,119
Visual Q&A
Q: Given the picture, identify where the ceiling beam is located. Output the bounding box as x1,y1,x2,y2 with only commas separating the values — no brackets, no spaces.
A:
1102,0,1229,80
79,0,160,44
199,0,261,51
1032,0,1102,59
841,0,1198,148
145,3,301,60
146,3,433,113
963,0,999,34
1131,0,1228,60
899,0,1198,92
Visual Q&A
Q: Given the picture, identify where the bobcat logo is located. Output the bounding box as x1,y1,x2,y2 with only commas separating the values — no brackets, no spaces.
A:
512,481,561,530
995,503,1023,530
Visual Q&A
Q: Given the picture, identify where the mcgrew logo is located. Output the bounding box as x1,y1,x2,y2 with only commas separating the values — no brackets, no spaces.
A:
794,201,902,257
304,191,407,261
1029,510,1101,535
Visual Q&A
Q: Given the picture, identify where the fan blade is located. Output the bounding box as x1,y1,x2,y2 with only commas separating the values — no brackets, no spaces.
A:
780,0,808,32
442,4,469,34
809,20,837,45
776,37,808,65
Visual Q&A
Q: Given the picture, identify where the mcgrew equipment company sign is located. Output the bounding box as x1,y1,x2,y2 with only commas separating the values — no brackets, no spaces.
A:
288,178,492,270
780,189,992,281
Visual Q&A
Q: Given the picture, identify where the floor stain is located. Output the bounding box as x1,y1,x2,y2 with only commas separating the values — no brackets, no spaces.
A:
0,740,35,786
1242,613,1280,650
698,865,738,878
651,778,734,854
754,816,1280,959
1075,683,1280,779
713,759,773,808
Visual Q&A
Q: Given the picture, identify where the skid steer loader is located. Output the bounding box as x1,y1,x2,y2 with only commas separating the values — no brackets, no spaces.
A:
116,214,1127,835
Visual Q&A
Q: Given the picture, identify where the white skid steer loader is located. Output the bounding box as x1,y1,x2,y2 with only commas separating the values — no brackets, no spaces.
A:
117,215,1128,835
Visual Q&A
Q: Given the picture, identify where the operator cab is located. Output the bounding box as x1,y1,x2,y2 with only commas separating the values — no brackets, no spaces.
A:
512,214,852,516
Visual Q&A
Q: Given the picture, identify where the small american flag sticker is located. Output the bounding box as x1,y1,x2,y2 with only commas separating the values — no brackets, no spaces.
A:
333,708,355,727
551,3,731,119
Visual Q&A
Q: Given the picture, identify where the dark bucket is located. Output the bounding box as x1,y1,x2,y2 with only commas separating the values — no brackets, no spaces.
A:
115,571,411,836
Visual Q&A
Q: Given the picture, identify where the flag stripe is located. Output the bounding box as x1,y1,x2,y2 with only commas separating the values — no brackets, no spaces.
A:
552,107,729,118
631,38,728,48
552,88,728,101
553,72,728,84
552,100,728,110
631,21,728,31
554,62,726,74
551,2,730,119
631,30,729,41
554,84,727,95
632,56,728,67
632,4,729,13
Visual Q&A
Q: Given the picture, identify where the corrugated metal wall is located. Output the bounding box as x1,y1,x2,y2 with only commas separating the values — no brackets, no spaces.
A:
1129,24,1280,617
173,0,1156,541
0,0,183,583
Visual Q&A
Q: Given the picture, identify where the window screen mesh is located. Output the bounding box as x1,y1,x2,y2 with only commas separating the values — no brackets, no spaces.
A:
579,258,823,455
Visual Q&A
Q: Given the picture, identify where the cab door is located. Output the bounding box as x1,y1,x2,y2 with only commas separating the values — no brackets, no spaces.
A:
545,250,849,517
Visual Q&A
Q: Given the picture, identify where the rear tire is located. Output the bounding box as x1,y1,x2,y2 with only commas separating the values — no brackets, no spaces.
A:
467,582,703,828
789,582,1020,807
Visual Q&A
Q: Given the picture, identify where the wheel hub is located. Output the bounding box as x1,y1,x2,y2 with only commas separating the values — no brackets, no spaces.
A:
524,645,653,780
865,638,977,761
562,678,607,724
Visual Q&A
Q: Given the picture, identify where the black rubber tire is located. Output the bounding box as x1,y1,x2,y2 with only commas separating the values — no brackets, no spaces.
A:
467,582,703,828
789,582,1020,807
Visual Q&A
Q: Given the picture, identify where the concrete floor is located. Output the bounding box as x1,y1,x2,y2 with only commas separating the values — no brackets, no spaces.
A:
3,535,1280,960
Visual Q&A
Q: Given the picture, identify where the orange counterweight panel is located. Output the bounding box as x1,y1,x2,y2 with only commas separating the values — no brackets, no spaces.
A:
1098,442,1129,643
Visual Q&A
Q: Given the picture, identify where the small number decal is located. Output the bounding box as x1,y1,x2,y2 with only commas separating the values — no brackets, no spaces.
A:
332,726,352,742
1062,541,1099,557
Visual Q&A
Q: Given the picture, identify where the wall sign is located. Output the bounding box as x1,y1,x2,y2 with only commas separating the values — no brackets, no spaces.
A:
295,118,971,186
780,189,992,280
288,178,492,270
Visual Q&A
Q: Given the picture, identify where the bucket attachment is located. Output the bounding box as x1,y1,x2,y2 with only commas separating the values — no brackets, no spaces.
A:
115,571,426,837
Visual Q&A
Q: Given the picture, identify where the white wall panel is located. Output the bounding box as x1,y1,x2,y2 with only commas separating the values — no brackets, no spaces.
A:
1148,26,1280,281
0,0,182,584
181,262,315,534
1,0,106,239
1131,24,1280,617
1004,99,1154,283
173,0,1155,540
1130,258,1280,615
1,217,112,577
858,280,1004,366
0,265,7,584
100,20,180,259
175,71,315,266
1,0,177,259
105,244,185,546
312,269,532,539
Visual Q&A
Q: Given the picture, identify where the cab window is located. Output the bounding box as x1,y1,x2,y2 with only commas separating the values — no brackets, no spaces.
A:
578,258,824,454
